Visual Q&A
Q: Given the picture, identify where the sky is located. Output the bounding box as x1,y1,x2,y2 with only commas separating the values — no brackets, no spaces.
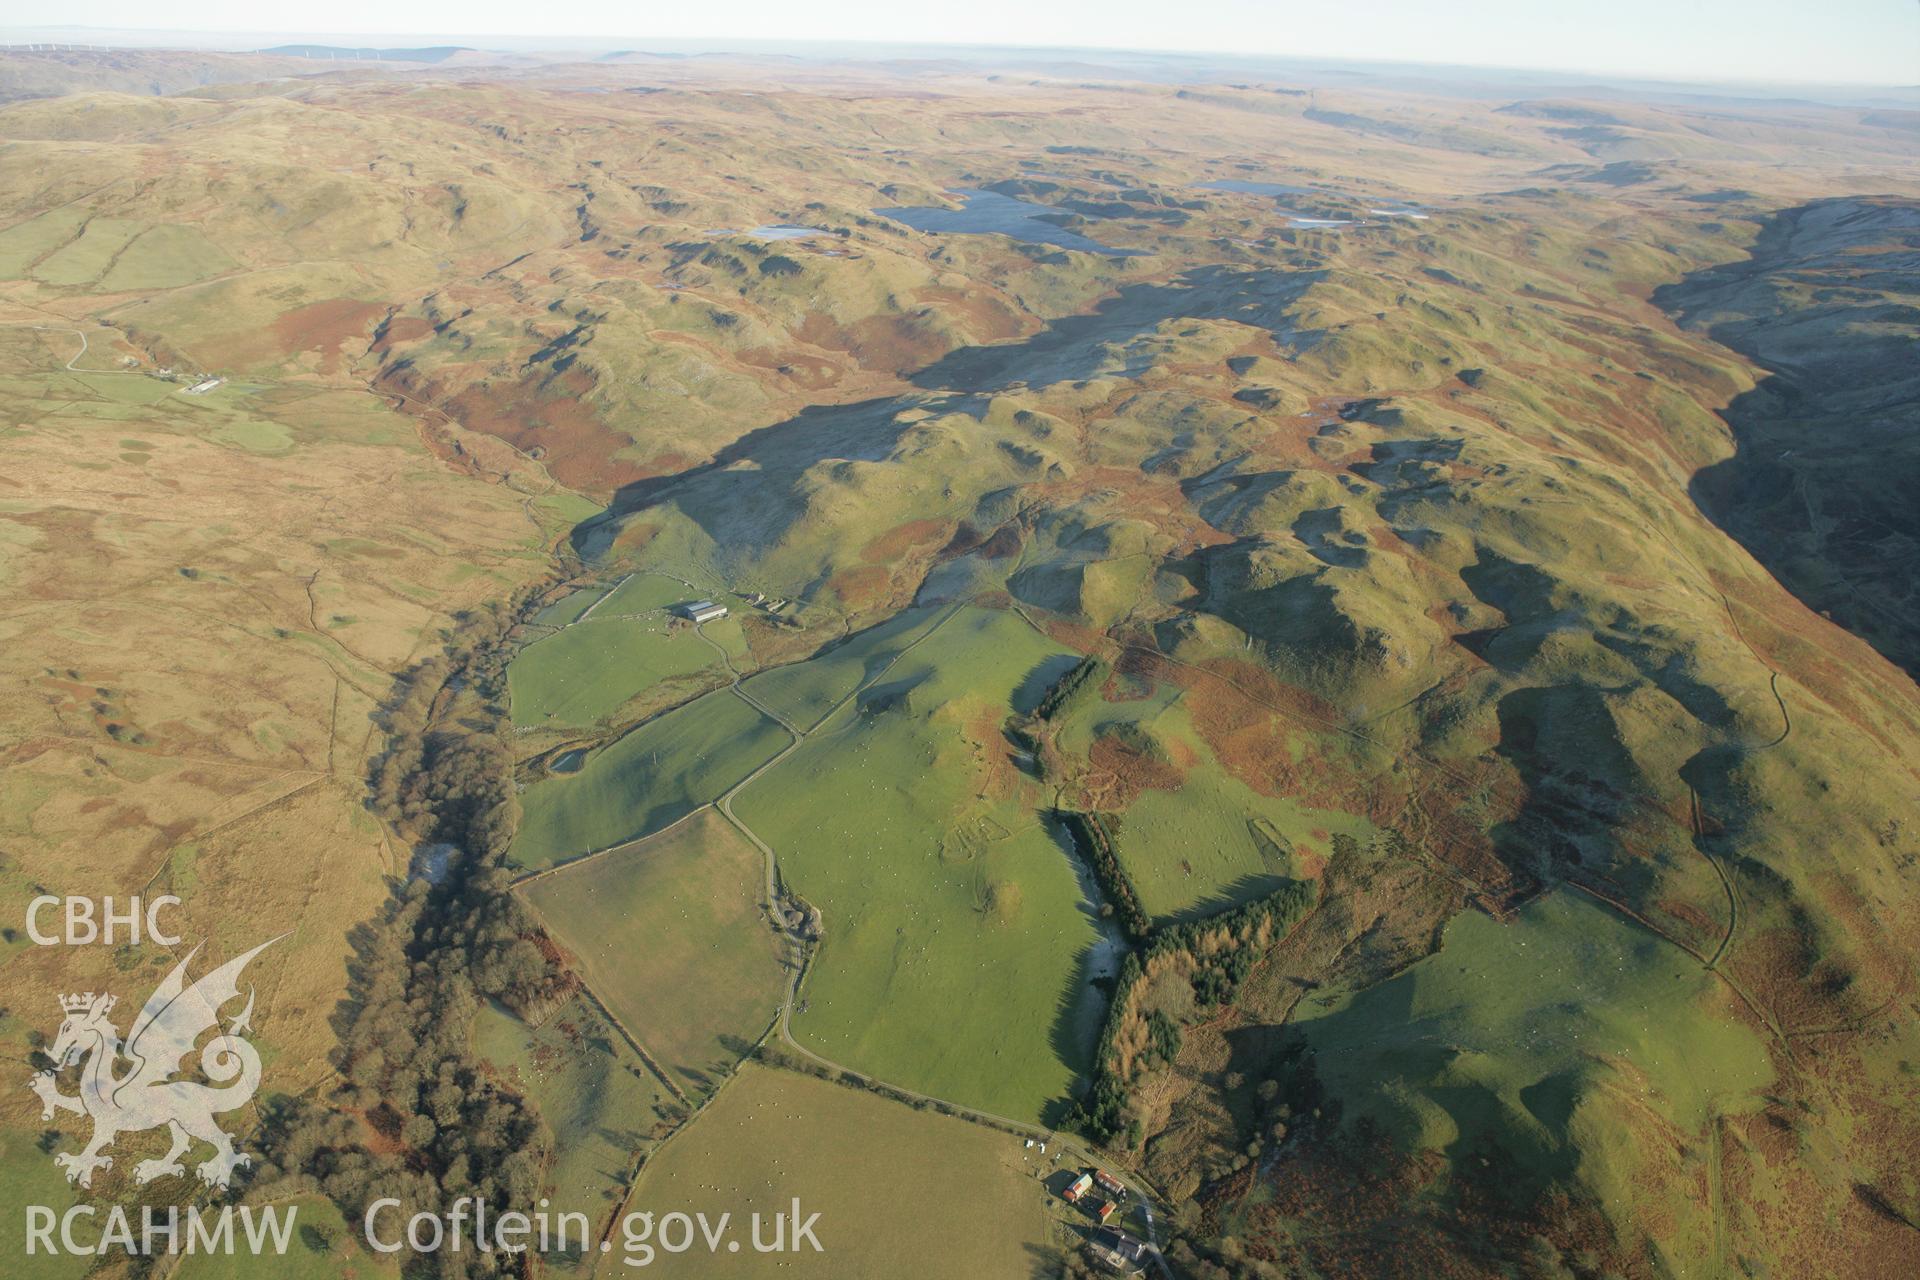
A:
5,0,1918,86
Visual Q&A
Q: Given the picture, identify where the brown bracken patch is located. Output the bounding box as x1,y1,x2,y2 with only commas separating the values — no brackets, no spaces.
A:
1089,732,1184,808
825,564,891,610
272,299,387,376
860,517,950,564
396,364,658,498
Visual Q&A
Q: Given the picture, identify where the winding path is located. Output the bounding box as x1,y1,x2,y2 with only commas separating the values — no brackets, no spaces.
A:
527,597,1175,1275
0,321,146,373
704,601,1175,1276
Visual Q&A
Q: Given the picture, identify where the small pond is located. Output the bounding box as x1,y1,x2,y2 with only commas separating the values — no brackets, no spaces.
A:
1199,178,1429,228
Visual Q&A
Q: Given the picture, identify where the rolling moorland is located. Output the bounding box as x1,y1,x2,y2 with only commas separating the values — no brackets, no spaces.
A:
0,43,1917,1280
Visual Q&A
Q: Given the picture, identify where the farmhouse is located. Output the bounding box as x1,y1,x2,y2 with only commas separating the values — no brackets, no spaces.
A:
675,600,729,623
1086,1226,1153,1275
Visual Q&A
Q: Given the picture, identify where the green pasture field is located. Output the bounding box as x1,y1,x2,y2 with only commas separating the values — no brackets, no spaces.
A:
508,617,720,728
732,606,1101,1121
96,224,237,291
472,996,680,1233
1113,769,1366,920
65,371,177,405
597,572,694,615
522,809,786,1096
1292,889,1772,1259
607,1063,1057,1279
534,585,608,627
171,1193,398,1280
597,573,759,664
739,605,950,731
532,492,605,539
511,689,790,870
698,612,752,664
0,208,87,279
1056,679,1369,919
208,416,295,453
31,217,146,287
0,1121,90,1280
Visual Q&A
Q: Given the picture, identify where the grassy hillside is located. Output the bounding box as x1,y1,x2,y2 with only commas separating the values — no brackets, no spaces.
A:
3,57,1917,1280
733,606,1100,1122
512,690,790,869
579,103,1920,1275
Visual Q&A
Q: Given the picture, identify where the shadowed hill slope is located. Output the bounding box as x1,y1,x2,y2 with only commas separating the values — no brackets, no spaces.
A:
1659,196,1920,678
3,66,1919,1278
593,172,1920,1277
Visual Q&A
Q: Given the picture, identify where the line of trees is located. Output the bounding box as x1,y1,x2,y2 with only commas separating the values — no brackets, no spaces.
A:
1035,655,1108,721
249,588,577,1279
1057,809,1151,943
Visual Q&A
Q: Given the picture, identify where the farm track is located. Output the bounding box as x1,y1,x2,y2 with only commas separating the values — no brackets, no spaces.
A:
1692,786,1741,971
1705,1107,1729,1280
512,537,1800,1271
530,575,1781,1274
710,602,1178,1277
511,547,1793,1273
1022,575,1796,1272
1562,874,1789,1050
1094,516,1797,1020
523,598,1176,1274
709,600,961,924
1647,522,1795,966
0,321,146,374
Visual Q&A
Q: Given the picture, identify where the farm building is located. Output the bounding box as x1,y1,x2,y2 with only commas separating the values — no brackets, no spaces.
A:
1095,1169,1127,1198
1087,1226,1152,1275
675,600,729,623
1095,1198,1119,1224
1062,1172,1093,1203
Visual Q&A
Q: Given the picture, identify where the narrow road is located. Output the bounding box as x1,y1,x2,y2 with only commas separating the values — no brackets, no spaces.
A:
1692,785,1741,970
761,954,1175,1277
701,600,1178,1277
520,597,1175,1272
1,321,144,373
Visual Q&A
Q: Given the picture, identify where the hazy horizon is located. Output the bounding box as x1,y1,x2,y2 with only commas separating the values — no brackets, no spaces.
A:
3,0,1917,87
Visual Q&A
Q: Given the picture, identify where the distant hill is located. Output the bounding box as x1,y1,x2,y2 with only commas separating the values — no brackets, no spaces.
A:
257,45,473,64
0,47,313,104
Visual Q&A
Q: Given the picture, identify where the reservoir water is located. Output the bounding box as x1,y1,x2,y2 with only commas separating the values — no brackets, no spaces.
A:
877,188,1148,257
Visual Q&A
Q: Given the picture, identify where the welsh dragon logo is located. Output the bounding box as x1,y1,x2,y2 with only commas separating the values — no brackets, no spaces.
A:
29,937,279,1191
